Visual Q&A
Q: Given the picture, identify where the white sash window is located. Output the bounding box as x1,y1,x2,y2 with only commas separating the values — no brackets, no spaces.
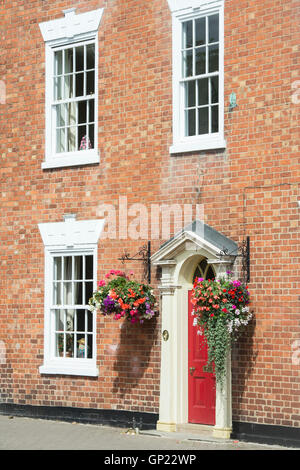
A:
38,217,105,376
39,8,104,169
168,1,226,154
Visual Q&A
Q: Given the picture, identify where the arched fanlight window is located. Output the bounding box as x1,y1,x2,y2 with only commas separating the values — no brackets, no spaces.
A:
193,258,215,282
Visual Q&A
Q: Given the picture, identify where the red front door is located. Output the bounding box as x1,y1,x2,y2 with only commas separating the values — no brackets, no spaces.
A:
188,290,216,425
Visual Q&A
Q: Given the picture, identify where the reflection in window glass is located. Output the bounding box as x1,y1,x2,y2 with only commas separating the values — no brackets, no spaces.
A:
181,14,220,138
52,254,95,359
54,43,96,153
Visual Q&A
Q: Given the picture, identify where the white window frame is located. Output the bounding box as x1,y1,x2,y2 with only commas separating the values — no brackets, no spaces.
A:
38,217,105,376
39,8,104,169
168,0,226,154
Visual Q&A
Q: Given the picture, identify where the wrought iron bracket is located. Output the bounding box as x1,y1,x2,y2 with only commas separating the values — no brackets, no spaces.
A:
217,236,250,283
118,241,151,284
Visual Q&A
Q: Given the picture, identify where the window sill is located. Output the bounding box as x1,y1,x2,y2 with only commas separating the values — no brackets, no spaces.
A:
39,361,99,377
170,136,226,154
41,150,100,170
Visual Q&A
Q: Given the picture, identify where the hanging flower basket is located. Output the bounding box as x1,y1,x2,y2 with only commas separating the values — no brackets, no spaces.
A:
88,270,158,324
191,271,253,388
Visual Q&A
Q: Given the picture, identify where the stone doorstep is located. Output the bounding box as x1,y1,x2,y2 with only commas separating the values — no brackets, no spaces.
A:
140,423,232,443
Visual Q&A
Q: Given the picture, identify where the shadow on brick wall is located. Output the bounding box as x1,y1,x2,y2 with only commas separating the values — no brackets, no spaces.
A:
112,317,158,401
231,315,257,417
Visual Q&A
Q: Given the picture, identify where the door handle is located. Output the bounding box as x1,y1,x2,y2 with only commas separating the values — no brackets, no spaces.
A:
189,366,195,376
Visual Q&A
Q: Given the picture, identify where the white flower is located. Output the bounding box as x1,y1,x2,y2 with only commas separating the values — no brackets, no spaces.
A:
193,317,198,327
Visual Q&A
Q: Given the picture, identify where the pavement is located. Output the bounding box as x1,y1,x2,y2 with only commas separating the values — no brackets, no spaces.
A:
0,414,296,452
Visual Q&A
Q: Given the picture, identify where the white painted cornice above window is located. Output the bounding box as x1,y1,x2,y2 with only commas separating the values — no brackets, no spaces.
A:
39,7,104,44
167,0,223,15
38,218,105,249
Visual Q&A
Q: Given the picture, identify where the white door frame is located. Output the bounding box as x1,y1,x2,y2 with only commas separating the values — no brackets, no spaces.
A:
151,228,236,438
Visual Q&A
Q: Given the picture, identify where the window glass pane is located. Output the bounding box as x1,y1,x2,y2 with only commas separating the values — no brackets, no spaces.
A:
85,255,93,279
78,101,87,124
66,310,74,331
78,126,87,150
87,334,93,358
67,102,76,126
54,50,62,76
206,266,215,280
64,48,73,74
195,47,206,75
56,333,64,357
88,100,95,123
185,81,196,108
54,77,62,101
63,257,72,280
182,50,193,78
198,78,208,106
86,71,95,95
193,266,202,283
53,257,62,281
76,310,86,332
64,74,74,99
76,334,86,358
182,21,193,49
211,105,219,133
199,258,207,273
75,73,84,97
86,44,95,70
87,311,93,332
195,17,206,46
211,76,219,103
85,282,94,305
56,104,66,128
208,14,219,43
185,109,196,136
88,125,94,149
55,309,64,331
74,282,83,305
198,107,209,135
67,127,76,152
74,256,83,280
53,283,62,305
208,44,219,72
56,128,65,153
63,282,72,304
66,334,74,357
75,46,84,72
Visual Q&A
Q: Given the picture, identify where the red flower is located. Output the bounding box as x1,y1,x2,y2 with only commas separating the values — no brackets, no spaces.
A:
222,308,228,313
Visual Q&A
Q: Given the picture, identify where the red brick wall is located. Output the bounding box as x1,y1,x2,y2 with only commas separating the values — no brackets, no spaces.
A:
0,0,299,427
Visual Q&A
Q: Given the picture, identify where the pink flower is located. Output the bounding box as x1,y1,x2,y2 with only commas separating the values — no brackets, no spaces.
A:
98,280,106,287
130,317,138,324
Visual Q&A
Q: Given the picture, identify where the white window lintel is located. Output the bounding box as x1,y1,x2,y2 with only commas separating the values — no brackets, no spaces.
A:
167,0,224,16
39,8,104,45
